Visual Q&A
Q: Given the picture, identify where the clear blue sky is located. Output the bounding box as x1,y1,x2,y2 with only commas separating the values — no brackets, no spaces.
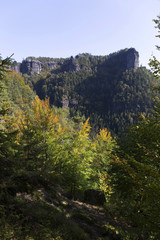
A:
1,0,160,67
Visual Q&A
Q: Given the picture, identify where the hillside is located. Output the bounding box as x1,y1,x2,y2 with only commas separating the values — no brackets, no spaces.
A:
12,48,155,134
1,183,124,240
0,70,35,114
14,48,154,133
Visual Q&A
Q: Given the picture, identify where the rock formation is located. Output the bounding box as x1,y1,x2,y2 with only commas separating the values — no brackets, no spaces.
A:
20,58,42,75
44,61,57,70
11,48,139,76
126,48,139,69
68,56,80,72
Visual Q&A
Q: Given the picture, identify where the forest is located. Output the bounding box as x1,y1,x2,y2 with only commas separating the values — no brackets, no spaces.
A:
0,17,160,240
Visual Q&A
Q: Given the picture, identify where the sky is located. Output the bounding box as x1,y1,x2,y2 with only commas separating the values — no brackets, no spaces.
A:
1,0,160,67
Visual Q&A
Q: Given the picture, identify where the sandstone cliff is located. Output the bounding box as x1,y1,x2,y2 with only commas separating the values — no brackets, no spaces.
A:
11,48,139,76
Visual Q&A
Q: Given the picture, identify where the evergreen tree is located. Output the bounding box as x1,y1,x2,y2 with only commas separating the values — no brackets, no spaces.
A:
0,55,18,202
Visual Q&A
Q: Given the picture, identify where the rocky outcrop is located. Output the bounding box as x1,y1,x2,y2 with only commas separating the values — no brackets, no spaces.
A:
11,48,139,76
20,58,42,75
11,61,21,74
62,56,80,72
62,96,78,109
126,48,139,69
11,59,58,75
106,48,139,70
62,95,69,108
18,56,80,75
44,61,57,70
68,56,80,72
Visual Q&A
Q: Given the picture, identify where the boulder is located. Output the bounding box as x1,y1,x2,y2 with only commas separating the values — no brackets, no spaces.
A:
84,189,106,206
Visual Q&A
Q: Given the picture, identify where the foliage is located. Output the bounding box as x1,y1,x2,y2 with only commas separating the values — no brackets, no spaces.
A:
107,114,160,239
0,56,19,205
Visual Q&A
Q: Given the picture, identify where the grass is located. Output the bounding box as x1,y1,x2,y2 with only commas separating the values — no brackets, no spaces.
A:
0,196,90,240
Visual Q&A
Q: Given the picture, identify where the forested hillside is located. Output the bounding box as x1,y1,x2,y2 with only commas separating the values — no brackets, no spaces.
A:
13,48,155,134
0,70,34,113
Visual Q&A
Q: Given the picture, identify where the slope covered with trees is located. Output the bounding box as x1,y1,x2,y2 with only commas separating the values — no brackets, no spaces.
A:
0,65,34,113
17,48,155,135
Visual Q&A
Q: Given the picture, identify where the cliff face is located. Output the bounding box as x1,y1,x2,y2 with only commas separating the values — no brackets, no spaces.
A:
20,58,42,75
12,59,57,75
45,62,57,70
68,56,80,71
11,61,21,74
126,48,139,69
11,48,139,76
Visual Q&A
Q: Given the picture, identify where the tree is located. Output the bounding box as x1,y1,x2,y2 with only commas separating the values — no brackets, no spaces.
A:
149,16,160,79
0,55,19,202
13,96,61,179
90,128,116,193
48,118,94,196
